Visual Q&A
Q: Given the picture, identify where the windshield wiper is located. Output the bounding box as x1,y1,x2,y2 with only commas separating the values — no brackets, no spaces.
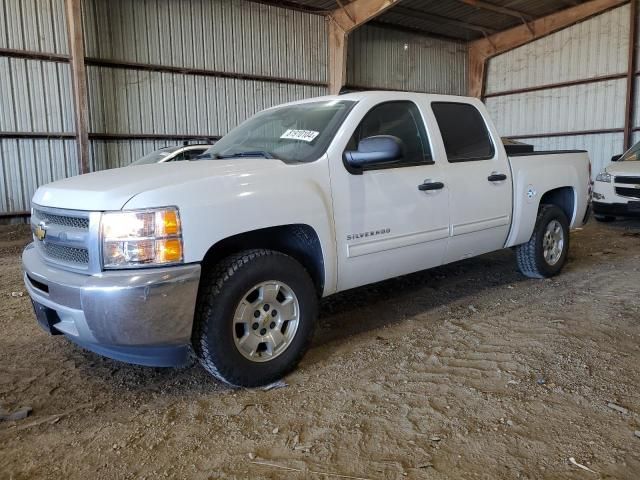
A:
215,150,275,159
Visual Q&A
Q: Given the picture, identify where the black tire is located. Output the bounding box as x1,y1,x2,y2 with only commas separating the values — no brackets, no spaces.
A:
515,204,570,279
192,249,318,387
594,215,615,223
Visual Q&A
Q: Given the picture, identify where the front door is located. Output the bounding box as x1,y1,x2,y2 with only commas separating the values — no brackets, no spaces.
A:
329,100,450,292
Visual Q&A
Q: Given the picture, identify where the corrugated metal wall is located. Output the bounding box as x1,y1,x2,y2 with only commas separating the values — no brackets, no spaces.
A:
83,0,327,80
0,138,78,214
0,0,69,54
86,67,324,137
347,25,468,95
484,4,631,177
0,0,75,215
0,0,329,216
82,0,328,170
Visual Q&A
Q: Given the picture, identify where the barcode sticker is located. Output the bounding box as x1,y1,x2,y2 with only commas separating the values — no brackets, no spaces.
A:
280,129,320,142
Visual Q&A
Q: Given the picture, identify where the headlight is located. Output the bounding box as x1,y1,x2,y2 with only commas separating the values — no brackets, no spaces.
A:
101,207,183,269
595,171,612,183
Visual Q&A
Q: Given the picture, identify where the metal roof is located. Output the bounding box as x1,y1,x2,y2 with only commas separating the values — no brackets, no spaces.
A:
259,0,593,41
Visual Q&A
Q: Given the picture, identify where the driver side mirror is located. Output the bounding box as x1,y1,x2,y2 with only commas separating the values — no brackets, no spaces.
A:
344,135,403,173
611,154,622,162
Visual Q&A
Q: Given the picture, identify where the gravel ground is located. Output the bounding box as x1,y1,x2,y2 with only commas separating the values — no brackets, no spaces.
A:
1,220,639,479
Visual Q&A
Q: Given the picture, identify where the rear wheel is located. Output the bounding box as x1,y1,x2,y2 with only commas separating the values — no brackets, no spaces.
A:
516,205,570,279
192,249,318,387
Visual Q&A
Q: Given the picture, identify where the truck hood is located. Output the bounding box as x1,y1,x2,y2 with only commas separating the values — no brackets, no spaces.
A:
605,161,640,176
32,159,284,211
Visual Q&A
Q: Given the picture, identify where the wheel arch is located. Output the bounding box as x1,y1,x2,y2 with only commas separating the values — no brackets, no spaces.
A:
201,224,326,296
539,186,576,223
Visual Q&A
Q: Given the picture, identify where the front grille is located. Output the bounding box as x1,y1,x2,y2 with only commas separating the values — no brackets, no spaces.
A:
33,209,89,230
31,205,97,272
43,243,90,265
615,187,640,199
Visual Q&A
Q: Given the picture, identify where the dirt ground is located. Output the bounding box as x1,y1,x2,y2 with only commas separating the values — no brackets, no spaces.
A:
1,219,639,480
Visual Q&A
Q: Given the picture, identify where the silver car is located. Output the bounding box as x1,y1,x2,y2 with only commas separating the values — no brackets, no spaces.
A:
130,144,213,166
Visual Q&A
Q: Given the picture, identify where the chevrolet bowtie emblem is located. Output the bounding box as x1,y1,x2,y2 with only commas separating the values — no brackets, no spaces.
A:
34,222,47,241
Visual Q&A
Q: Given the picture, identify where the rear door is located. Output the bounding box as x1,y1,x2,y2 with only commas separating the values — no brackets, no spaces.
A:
329,100,450,291
429,101,512,263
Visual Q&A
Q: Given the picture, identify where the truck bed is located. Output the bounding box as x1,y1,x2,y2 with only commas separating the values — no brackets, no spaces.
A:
506,150,591,248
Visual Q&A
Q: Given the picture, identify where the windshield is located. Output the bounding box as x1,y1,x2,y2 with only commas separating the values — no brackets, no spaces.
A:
130,146,180,165
203,100,356,163
619,141,640,161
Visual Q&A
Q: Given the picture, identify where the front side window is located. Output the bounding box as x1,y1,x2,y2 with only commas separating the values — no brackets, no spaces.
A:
346,101,432,168
204,100,356,164
431,102,495,162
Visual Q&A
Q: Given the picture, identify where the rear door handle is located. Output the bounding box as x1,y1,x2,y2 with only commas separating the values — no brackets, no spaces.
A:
488,173,507,182
418,181,445,191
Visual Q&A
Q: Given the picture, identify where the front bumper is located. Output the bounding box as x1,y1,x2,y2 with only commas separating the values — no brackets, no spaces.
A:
592,201,640,218
22,243,201,367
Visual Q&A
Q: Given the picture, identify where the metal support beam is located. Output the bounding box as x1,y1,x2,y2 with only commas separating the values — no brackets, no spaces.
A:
0,48,70,63
467,0,628,98
623,0,637,150
328,0,401,94
65,0,90,174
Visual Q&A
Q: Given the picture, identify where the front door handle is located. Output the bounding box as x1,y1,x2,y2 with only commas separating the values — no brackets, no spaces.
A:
488,173,507,182
418,181,445,191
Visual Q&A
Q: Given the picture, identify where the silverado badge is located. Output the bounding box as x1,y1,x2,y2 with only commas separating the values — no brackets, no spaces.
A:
34,222,47,241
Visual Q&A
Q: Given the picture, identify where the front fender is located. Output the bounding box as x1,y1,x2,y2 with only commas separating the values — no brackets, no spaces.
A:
123,157,337,294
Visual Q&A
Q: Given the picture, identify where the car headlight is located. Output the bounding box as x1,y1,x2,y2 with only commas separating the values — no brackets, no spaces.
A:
595,171,612,183
101,207,183,269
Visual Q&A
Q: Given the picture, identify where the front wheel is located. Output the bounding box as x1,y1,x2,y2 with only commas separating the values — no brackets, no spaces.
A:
192,249,318,387
515,205,570,279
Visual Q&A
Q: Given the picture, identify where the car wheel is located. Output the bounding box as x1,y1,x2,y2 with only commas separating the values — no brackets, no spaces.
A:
516,204,570,279
192,249,318,387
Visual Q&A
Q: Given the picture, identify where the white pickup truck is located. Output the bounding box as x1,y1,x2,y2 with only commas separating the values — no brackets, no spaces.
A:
23,91,591,387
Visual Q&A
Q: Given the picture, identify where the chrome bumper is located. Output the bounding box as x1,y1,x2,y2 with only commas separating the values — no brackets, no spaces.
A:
22,243,201,367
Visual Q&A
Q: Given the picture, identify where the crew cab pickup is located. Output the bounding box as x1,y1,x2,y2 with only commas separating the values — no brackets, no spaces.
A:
23,92,591,387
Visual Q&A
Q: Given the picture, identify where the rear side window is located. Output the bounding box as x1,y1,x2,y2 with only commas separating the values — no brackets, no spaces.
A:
431,102,495,162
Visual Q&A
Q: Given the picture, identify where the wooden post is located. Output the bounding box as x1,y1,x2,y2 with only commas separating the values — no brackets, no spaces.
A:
328,20,348,95
468,49,487,100
65,0,90,174
328,0,401,95
623,0,637,150
468,0,628,98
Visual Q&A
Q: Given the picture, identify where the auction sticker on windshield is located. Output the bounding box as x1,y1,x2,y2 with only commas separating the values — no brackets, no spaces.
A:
280,129,320,142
